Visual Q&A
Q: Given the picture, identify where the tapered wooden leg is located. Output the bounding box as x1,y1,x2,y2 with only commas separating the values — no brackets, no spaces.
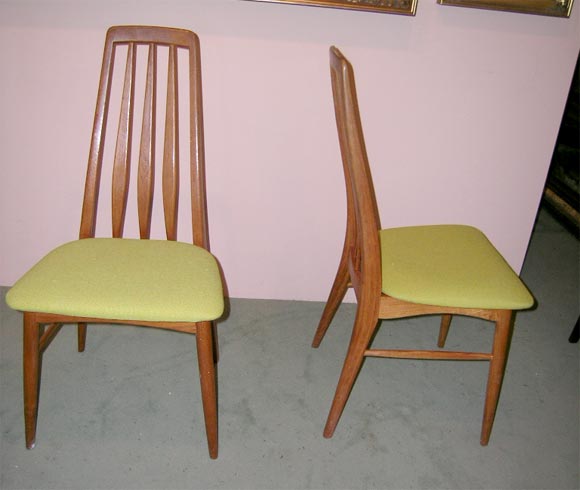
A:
78,323,87,352
23,312,41,449
323,303,379,438
312,258,350,348
196,321,218,459
480,310,513,446
437,314,452,348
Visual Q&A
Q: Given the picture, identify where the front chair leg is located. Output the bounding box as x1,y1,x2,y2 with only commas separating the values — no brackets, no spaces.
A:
23,312,42,449
196,321,218,459
481,310,513,446
323,304,378,438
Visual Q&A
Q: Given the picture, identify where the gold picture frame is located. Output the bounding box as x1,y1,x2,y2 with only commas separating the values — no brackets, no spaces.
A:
245,0,417,16
437,0,574,17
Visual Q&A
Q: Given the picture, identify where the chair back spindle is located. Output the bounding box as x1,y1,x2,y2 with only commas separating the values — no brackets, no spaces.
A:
137,44,157,239
162,45,179,241
112,43,136,238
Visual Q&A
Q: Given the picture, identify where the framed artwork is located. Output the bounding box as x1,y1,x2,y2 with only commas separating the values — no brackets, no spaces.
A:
245,0,417,15
437,0,574,17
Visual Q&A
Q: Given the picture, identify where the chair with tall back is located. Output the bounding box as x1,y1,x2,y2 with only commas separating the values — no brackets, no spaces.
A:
6,26,224,458
313,46,534,445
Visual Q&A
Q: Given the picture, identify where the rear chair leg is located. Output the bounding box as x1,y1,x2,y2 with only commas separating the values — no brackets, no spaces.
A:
438,314,452,348
78,323,87,352
323,304,378,438
23,312,41,449
312,259,350,348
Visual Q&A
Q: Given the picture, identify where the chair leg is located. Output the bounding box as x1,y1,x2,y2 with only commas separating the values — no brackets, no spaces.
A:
480,310,513,446
437,314,452,348
78,323,87,352
312,258,350,348
23,312,41,449
323,304,378,438
196,321,218,459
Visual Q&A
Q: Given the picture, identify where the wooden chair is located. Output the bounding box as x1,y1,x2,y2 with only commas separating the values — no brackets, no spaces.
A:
6,26,224,458
313,46,534,445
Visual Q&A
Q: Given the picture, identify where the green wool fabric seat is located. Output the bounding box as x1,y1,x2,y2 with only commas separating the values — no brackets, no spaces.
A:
7,238,224,323
380,225,534,310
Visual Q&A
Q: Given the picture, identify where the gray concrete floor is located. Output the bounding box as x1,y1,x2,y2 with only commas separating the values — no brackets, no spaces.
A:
1,208,578,490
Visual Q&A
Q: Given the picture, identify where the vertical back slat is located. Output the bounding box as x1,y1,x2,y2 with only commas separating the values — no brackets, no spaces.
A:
111,43,136,238
137,44,157,239
188,38,208,249
162,45,179,241
79,36,116,239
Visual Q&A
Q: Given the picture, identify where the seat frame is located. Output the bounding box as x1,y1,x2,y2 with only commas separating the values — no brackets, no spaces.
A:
313,46,520,446
21,26,220,458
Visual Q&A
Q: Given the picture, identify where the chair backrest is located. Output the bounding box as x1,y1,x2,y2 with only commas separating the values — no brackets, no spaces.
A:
80,26,209,249
329,46,382,301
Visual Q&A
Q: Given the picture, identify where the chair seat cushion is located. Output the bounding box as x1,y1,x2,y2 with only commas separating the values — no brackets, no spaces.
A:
380,225,534,310
6,238,224,322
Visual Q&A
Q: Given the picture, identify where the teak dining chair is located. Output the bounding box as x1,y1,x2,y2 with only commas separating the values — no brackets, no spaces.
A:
6,26,225,458
313,46,534,445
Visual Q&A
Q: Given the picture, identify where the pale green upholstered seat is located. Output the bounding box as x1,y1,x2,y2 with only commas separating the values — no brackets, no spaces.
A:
6,238,224,323
380,225,534,310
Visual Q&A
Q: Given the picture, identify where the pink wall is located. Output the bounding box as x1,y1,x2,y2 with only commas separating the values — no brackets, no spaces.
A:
1,0,578,301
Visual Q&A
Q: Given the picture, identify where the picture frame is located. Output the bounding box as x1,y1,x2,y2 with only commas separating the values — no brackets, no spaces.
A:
437,0,574,17
245,0,417,16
